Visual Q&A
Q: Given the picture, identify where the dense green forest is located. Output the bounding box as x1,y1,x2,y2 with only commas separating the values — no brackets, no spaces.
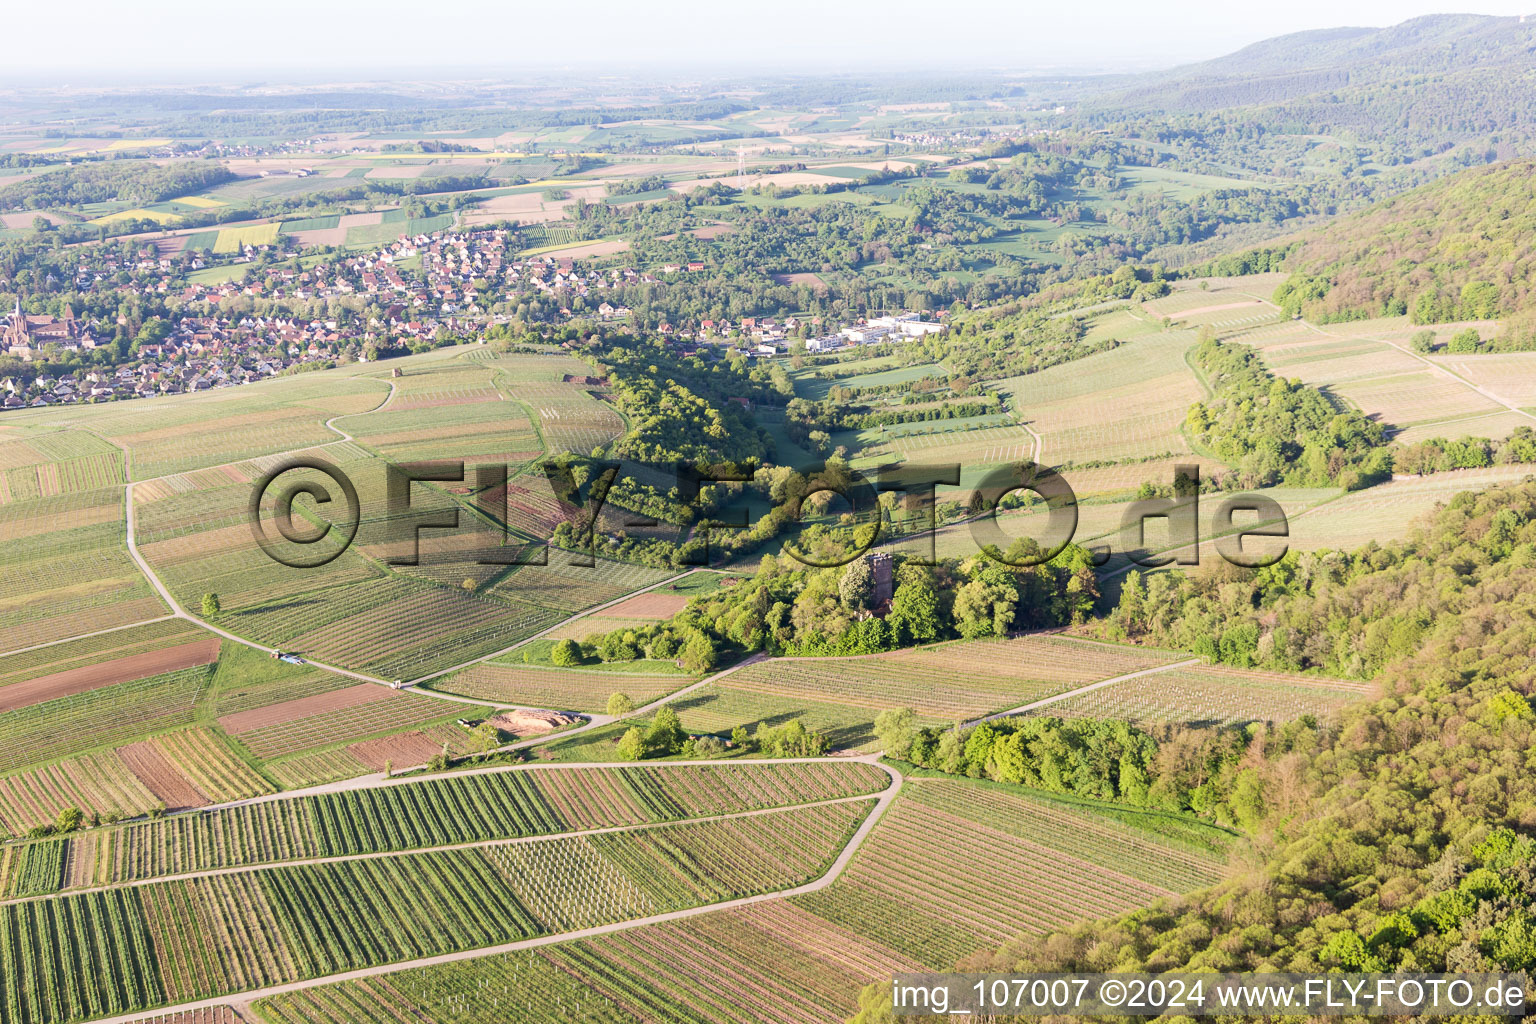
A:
1273,160,1536,336
563,541,1100,671
874,709,1282,831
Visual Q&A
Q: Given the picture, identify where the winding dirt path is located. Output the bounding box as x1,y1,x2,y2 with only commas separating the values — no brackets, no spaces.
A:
971,656,1202,723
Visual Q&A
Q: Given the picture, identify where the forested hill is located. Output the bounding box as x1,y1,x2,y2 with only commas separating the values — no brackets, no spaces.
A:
971,480,1536,978
1272,159,1536,333
1110,14,1536,111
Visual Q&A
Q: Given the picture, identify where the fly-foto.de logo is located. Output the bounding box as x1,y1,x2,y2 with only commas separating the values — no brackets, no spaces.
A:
249,458,1289,571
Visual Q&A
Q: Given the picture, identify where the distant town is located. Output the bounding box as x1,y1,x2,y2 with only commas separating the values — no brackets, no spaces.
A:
2,226,944,411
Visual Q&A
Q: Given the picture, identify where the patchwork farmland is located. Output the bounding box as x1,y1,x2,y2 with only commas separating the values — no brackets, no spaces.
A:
0,65,1475,1021
7,761,888,894
0,310,1413,1022
0,762,885,1022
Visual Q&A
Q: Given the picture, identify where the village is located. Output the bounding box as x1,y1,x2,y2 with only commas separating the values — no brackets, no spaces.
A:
1,225,944,410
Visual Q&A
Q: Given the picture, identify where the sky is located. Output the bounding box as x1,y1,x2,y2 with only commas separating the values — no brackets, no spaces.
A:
7,1,1536,81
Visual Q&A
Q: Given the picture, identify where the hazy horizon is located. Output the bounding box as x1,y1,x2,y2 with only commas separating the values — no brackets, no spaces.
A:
6,1,1535,86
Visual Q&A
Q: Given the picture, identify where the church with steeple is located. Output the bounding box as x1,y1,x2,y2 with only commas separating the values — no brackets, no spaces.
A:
4,301,95,359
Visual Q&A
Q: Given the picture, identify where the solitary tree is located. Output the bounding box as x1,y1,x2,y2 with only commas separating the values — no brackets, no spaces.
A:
839,556,874,611
887,568,942,643
201,593,221,618
551,639,583,667
468,721,501,760
873,707,918,760
606,692,636,716
679,632,717,674
616,726,646,761
55,807,84,834
647,705,686,754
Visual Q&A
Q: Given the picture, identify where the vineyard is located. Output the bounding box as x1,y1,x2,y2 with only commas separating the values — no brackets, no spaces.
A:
133,477,256,545
0,749,160,836
903,781,1229,890
255,898,924,1024
275,582,568,679
855,422,1034,466
1036,663,1374,725
306,771,563,856
792,780,1206,967
0,665,213,776
0,887,164,1023
436,662,687,712
144,522,382,620
726,636,1185,721
0,619,204,688
546,901,923,1024
589,800,867,910
1286,466,1536,553
485,471,565,538
5,761,887,896
486,553,673,613
385,365,503,411
0,431,124,507
257,957,636,1023
671,685,901,751
346,722,473,772
0,639,220,716
499,382,623,454
115,1009,244,1024
0,838,68,897
997,329,1204,473
220,686,466,760
483,834,657,930
91,377,386,480
0,503,166,651
0,485,121,548
2,802,875,1021
545,614,670,640
81,799,323,887
151,729,274,803
347,394,542,465
263,749,375,790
